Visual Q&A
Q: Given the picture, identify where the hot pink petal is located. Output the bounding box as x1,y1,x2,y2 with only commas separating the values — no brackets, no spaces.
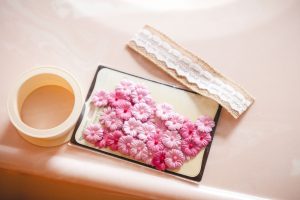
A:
106,130,123,151
181,137,202,157
83,124,104,144
152,151,167,171
180,121,197,138
195,116,215,133
118,135,134,155
161,130,181,149
194,132,211,147
165,149,185,169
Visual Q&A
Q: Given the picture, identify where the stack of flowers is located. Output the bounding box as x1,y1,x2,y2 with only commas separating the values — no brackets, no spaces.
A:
83,79,215,171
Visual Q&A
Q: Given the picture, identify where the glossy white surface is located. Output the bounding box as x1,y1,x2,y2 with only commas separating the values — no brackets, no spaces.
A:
0,0,300,199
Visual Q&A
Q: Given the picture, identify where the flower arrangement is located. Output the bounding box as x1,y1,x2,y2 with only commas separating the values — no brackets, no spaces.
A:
83,79,215,171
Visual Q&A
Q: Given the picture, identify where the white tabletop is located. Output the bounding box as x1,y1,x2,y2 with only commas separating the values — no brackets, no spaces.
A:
0,0,300,199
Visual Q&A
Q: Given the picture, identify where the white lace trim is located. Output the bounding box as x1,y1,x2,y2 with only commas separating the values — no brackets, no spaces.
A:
131,29,251,114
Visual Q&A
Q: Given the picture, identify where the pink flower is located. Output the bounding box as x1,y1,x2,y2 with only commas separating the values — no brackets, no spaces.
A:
153,117,168,131
180,121,197,139
152,151,167,171
134,83,147,91
132,103,152,121
91,90,108,107
181,137,202,157
99,107,114,125
156,103,173,120
195,116,215,133
95,133,108,148
108,90,129,107
143,151,154,165
194,132,211,147
83,124,103,144
137,122,156,141
116,79,135,95
106,130,123,151
161,130,181,148
130,139,148,161
145,97,156,110
165,149,185,169
146,133,164,152
118,135,134,155
115,100,132,120
165,113,184,131
131,88,150,104
101,111,123,131
123,118,142,137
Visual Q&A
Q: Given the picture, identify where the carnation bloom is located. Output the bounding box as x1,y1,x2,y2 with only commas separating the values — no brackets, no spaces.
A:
115,100,132,120
118,135,134,155
130,139,148,160
91,90,108,107
132,102,152,121
181,137,202,157
123,118,142,137
146,133,164,152
155,103,173,120
161,130,181,148
152,151,167,171
106,130,123,151
137,122,156,142
180,121,197,139
165,113,184,131
195,116,215,133
83,124,103,144
165,149,185,169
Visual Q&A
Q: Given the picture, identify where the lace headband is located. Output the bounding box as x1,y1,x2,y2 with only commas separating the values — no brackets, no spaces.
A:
127,25,254,118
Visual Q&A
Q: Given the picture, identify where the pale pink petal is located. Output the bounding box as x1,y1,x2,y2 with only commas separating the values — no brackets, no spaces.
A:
132,102,153,121
130,140,148,161
83,124,103,144
195,116,215,133
91,90,108,107
118,135,134,155
161,130,181,148
165,113,184,131
165,149,185,169
123,118,142,137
